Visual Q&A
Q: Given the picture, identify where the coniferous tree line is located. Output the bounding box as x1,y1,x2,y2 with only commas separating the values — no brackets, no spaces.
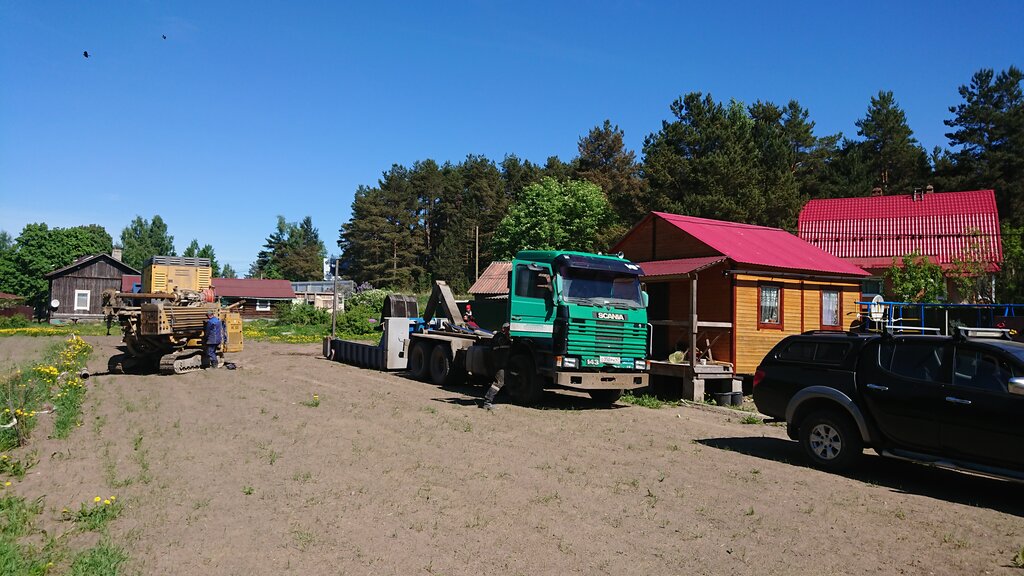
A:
338,66,1024,298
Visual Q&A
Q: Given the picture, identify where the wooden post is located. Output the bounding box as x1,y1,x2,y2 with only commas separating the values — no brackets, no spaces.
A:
689,275,698,368
475,226,480,280
330,259,339,339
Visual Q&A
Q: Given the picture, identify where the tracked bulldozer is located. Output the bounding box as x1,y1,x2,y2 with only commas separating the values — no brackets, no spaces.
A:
103,256,243,374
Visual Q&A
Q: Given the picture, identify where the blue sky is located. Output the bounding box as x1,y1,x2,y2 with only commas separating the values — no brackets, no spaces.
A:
2,1,1022,275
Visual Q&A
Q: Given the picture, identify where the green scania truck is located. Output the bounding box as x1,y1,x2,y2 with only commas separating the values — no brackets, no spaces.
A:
404,250,651,405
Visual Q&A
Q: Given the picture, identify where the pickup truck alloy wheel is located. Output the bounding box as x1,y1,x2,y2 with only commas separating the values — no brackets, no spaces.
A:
799,409,862,471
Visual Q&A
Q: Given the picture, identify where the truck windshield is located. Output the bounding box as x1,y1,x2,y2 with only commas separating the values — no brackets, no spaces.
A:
559,268,643,308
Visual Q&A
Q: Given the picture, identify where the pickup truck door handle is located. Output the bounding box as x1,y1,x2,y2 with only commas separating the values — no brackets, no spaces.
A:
510,316,521,321
866,384,888,391
945,396,972,405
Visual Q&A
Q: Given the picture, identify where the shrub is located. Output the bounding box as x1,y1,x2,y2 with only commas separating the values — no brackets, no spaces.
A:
348,289,388,312
336,305,380,337
276,302,330,326
0,316,30,329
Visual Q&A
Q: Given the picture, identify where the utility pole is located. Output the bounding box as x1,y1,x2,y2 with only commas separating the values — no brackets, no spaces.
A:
330,258,339,339
475,226,480,280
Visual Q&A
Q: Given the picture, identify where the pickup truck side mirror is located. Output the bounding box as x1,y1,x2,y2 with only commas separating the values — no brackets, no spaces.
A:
1009,377,1024,396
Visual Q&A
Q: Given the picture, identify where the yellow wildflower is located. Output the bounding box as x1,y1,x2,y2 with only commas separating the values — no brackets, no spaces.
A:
103,499,111,505
93,496,101,503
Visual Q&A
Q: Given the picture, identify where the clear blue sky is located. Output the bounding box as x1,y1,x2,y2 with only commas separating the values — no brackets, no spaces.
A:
2,1,1021,275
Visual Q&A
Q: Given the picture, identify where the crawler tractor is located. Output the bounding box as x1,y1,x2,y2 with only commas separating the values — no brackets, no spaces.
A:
103,256,243,374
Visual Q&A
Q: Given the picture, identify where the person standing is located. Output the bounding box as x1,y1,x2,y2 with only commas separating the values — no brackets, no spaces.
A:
204,310,224,369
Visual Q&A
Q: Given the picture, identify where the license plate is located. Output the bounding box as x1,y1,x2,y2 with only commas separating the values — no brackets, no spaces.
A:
599,356,621,364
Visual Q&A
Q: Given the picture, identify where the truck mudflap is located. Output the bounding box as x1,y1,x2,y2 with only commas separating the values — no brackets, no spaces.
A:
554,370,648,391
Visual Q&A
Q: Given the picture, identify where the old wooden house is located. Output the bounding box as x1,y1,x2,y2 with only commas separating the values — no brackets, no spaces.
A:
213,278,295,319
614,212,870,382
45,253,140,322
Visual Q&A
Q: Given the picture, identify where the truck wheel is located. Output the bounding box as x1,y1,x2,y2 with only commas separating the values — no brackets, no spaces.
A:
799,409,863,472
589,389,623,405
429,345,452,386
408,341,431,381
506,355,543,406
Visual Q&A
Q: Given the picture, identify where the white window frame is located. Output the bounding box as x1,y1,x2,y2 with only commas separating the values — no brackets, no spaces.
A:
256,299,271,312
74,289,90,311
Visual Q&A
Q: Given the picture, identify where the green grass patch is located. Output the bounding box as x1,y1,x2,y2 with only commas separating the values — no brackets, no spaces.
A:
68,540,127,576
64,496,123,532
0,323,109,338
740,414,762,425
620,392,681,409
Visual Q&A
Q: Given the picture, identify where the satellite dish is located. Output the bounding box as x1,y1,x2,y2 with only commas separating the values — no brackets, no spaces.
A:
50,299,60,310
868,294,885,322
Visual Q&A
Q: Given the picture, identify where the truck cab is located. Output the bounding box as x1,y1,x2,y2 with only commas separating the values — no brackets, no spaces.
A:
507,251,650,400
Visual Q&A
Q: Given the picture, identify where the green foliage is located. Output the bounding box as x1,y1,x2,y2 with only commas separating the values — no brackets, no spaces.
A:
68,540,128,576
948,229,994,303
943,66,1024,225
336,305,381,337
620,392,680,409
276,302,331,326
491,177,613,258
347,288,388,311
220,263,238,279
119,215,175,270
854,91,930,194
0,223,113,312
0,316,30,329
68,497,123,532
885,250,946,303
997,224,1024,303
252,216,326,281
183,239,221,276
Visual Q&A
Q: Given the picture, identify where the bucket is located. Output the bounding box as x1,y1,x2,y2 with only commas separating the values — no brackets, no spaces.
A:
712,392,732,406
730,391,744,406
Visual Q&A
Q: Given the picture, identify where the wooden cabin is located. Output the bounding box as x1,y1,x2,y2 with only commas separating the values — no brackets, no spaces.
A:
45,253,140,322
614,212,870,380
213,278,295,319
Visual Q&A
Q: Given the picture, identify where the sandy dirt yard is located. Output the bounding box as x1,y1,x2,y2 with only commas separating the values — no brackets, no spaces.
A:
1,334,1022,575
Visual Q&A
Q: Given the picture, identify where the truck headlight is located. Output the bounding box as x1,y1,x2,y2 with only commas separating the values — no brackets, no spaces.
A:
634,359,648,370
561,356,578,369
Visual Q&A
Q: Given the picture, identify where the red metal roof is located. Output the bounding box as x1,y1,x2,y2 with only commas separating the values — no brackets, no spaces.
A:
121,275,141,292
798,190,1002,270
213,278,295,299
469,261,512,295
637,256,727,279
640,212,869,276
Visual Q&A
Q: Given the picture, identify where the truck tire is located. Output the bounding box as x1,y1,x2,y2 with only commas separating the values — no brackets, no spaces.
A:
589,389,623,405
429,345,452,386
799,408,863,472
408,341,431,381
506,354,543,406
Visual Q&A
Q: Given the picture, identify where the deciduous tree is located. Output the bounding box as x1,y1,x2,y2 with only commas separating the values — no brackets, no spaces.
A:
119,215,175,270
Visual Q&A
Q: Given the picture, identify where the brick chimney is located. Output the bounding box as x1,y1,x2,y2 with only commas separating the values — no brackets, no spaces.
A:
111,248,122,261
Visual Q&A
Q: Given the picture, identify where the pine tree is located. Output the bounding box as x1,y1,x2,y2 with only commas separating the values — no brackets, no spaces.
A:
854,91,931,194
575,120,648,227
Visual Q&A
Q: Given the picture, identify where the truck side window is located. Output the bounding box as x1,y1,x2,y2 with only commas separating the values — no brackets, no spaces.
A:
882,340,950,383
953,348,1011,392
514,266,551,299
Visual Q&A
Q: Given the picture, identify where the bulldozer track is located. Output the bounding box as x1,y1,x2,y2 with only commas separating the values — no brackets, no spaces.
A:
159,351,205,375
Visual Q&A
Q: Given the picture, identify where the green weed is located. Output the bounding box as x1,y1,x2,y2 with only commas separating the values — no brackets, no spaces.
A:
65,496,123,532
242,486,254,495
620,392,680,409
68,540,128,576
300,393,320,408
1011,545,1024,568
740,414,762,425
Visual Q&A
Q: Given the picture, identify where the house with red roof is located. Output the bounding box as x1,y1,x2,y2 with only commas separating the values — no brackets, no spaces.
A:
212,277,296,319
613,212,869,377
798,189,1002,301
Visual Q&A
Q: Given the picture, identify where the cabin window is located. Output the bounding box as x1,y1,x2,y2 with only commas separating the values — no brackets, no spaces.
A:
758,285,782,329
821,290,841,328
74,290,90,311
256,299,271,312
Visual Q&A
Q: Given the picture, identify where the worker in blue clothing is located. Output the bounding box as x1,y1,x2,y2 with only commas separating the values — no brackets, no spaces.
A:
203,309,224,369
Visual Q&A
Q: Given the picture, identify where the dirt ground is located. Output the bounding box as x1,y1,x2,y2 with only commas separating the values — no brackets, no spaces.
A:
2,335,1022,575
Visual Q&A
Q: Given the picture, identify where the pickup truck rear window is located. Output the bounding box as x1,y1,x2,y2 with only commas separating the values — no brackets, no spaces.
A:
778,341,851,365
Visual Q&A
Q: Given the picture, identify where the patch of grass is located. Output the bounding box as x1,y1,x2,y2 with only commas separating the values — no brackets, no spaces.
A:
0,453,35,479
242,486,254,496
620,392,680,409
292,471,313,483
291,528,316,551
68,540,128,576
0,495,43,538
65,496,122,532
1011,545,1024,569
740,414,762,425
300,393,320,408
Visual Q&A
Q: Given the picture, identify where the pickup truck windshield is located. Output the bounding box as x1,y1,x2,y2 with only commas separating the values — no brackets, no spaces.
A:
559,268,643,308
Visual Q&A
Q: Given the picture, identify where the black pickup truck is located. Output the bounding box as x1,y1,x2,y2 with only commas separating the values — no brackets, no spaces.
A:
753,329,1024,482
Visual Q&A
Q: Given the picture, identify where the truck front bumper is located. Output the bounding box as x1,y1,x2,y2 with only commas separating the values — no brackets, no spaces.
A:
553,370,648,391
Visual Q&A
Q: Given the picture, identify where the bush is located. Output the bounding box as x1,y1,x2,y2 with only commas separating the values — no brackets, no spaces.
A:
336,305,380,337
348,289,388,312
276,302,331,326
0,316,30,329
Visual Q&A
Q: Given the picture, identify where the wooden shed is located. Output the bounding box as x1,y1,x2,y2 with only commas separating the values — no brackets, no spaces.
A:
213,278,296,319
614,212,870,381
45,253,140,322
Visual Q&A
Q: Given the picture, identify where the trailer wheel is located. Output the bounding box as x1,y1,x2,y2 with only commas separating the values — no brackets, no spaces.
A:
429,345,452,386
408,341,431,381
506,355,543,406
589,389,623,405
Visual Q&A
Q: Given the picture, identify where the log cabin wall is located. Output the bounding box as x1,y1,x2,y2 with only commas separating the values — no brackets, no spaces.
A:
732,273,861,374
50,260,128,319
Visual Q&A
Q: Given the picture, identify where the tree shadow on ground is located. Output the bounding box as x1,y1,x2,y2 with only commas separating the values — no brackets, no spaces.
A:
698,436,1024,517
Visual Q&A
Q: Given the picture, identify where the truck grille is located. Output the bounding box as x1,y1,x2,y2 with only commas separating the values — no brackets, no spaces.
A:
566,319,647,358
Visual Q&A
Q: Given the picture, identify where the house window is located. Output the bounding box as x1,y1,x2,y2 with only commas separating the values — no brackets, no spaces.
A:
256,299,271,312
758,285,782,329
822,290,841,328
74,290,90,311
